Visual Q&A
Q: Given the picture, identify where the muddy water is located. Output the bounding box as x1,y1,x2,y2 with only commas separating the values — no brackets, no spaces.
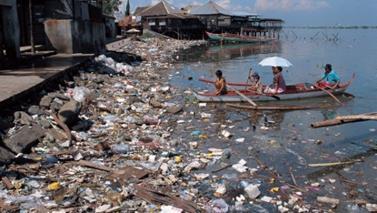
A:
171,29,377,209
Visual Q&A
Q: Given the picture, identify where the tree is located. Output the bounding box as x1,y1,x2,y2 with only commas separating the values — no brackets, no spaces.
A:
102,0,122,15
125,0,130,16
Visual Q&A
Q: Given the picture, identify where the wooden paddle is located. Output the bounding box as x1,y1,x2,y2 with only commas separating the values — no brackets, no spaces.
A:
227,85,257,106
313,84,343,105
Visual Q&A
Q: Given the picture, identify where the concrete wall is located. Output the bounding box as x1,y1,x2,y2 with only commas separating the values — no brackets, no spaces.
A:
90,22,106,53
0,0,20,58
44,19,105,54
72,20,105,53
104,16,116,40
44,19,73,53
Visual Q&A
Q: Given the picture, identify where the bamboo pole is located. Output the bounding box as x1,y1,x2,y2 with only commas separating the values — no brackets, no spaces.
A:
335,115,377,120
311,112,377,128
308,159,361,167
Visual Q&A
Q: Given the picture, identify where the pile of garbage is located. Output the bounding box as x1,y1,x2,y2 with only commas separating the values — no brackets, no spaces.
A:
0,37,205,212
120,37,206,64
0,37,376,212
94,55,134,75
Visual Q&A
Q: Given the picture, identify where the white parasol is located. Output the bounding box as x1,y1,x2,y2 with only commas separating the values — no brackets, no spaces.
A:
258,56,293,67
127,28,140,33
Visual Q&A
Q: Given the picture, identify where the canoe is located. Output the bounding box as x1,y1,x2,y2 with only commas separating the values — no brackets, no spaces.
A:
194,81,352,102
206,32,275,44
199,78,253,87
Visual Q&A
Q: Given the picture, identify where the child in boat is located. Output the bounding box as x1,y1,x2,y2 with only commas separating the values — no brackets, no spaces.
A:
264,66,286,94
316,64,340,88
215,70,227,95
247,68,263,94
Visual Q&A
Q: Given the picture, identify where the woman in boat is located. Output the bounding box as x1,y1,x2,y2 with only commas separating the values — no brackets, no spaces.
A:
215,70,227,95
264,66,286,94
316,64,340,88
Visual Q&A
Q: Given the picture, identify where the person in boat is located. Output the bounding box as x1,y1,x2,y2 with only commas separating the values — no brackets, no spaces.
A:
316,64,340,88
247,68,263,94
215,70,227,95
264,66,286,94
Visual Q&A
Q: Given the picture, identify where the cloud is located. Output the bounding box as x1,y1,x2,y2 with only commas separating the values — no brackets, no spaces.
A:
255,0,329,11
191,1,202,6
150,0,159,5
216,0,231,9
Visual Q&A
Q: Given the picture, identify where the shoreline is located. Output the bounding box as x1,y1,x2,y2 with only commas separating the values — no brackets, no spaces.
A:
0,37,210,211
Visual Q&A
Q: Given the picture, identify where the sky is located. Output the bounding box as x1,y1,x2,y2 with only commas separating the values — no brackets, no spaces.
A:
119,0,377,26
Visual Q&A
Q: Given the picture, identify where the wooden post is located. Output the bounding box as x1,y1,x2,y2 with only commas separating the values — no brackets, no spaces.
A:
29,0,35,53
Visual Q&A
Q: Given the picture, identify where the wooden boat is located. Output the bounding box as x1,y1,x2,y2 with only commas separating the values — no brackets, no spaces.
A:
195,79,353,102
199,78,253,87
206,32,275,43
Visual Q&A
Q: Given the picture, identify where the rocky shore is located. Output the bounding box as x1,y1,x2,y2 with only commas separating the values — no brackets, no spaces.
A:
0,37,376,213
0,37,209,212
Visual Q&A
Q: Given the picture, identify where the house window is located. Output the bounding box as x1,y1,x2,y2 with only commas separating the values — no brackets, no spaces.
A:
160,21,166,26
148,20,156,26
218,18,230,26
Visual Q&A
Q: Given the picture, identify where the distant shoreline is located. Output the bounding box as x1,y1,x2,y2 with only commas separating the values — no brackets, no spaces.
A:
284,26,377,29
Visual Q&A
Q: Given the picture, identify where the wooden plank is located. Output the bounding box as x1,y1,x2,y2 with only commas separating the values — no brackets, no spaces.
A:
308,159,362,167
77,160,113,172
311,112,377,128
134,184,198,213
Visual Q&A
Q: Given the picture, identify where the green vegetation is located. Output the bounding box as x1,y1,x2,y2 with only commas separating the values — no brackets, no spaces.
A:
102,0,122,15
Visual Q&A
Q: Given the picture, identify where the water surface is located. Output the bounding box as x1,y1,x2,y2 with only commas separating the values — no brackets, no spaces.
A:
171,29,377,209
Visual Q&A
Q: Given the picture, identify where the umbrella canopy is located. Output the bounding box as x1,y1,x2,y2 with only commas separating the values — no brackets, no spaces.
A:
127,28,140,33
258,56,293,67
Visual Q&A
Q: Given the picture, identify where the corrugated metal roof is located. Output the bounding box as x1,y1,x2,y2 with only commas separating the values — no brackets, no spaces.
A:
134,6,149,16
139,0,182,17
162,0,181,14
189,1,258,17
